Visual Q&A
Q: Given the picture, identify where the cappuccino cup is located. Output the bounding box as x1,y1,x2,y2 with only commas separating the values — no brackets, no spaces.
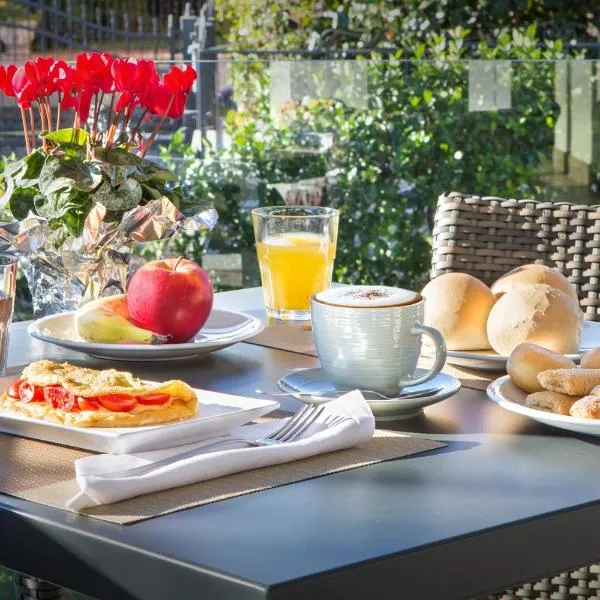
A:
310,286,447,396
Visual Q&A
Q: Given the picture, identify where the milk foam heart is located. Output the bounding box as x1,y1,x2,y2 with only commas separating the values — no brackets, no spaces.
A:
315,285,418,308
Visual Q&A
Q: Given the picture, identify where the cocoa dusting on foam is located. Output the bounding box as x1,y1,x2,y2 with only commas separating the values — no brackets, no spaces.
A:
344,289,393,302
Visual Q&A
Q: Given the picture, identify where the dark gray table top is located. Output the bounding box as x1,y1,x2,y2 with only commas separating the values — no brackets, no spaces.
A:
2,287,600,600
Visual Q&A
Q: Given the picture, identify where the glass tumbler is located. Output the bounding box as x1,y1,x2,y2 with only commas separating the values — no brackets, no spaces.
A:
252,206,339,320
0,255,17,376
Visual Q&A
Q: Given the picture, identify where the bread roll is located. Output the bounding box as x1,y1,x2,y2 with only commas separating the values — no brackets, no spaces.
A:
526,391,579,415
537,368,600,396
421,273,495,350
507,343,576,393
491,264,578,304
486,284,582,355
570,395,600,419
581,348,600,369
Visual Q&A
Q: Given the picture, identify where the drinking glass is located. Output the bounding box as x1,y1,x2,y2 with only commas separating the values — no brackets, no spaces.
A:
0,255,17,376
252,206,339,320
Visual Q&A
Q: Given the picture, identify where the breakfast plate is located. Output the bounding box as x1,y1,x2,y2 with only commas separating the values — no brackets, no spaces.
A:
278,367,461,420
0,374,279,453
425,320,600,372
487,375,600,437
28,308,264,361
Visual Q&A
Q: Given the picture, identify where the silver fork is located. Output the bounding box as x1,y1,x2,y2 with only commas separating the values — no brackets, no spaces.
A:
98,405,340,480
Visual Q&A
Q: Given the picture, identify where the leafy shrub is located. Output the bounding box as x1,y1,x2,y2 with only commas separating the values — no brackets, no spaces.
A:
161,26,561,290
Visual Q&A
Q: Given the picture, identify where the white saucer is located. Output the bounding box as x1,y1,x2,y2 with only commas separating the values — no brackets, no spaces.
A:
278,368,461,420
426,320,600,372
488,375,600,437
28,309,264,361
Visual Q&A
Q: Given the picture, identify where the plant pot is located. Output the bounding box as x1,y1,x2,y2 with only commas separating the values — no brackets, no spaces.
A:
0,20,37,56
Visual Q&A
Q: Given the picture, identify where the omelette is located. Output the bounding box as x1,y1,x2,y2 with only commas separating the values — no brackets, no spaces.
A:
0,360,198,427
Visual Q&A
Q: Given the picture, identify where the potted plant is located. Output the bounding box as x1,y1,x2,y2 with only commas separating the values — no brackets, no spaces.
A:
0,53,216,315
0,1,39,57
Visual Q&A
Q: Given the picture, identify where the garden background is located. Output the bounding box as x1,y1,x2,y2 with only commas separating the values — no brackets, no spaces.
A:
2,0,600,317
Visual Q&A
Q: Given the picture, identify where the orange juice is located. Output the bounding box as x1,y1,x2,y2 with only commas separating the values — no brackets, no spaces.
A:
256,232,336,315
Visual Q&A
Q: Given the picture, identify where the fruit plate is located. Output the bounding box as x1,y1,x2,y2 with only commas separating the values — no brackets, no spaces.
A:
487,375,600,437
424,320,600,372
0,375,279,453
28,309,264,361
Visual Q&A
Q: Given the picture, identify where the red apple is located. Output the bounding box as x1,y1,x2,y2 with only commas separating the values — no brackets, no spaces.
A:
127,257,213,343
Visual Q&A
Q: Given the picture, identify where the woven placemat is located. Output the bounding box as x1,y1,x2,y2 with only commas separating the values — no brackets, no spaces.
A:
0,430,444,525
247,323,500,392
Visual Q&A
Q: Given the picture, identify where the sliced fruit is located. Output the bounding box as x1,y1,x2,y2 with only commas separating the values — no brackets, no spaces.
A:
77,397,99,411
74,295,169,345
18,382,45,403
95,393,138,412
44,385,76,411
137,393,170,405
7,379,22,399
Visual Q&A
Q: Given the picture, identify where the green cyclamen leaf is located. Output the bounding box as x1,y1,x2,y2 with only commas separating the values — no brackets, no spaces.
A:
3,157,25,183
43,128,90,146
101,163,138,187
105,147,141,167
34,188,89,220
38,155,102,196
9,187,37,220
140,183,164,200
92,178,142,211
164,186,183,210
135,167,178,183
16,149,45,188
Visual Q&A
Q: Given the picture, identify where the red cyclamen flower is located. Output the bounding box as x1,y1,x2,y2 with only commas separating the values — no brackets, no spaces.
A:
145,65,197,119
0,65,17,97
111,58,159,113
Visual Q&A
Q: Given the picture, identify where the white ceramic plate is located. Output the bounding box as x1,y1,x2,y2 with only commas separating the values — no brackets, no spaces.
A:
426,320,600,372
488,375,600,437
28,308,264,361
0,375,279,453
278,367,461,421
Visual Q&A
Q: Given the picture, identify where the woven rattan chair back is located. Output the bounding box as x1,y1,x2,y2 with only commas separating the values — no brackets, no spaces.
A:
433,192,600,599
431,191,600,320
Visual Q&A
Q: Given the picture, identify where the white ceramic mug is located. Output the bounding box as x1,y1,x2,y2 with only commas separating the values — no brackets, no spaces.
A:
310,286,447,396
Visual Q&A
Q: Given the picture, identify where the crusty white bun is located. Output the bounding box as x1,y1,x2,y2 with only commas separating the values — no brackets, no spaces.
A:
490,263,579,304
487,284,582,355
581,347,600,369
421,273,496,350
507,343,576,393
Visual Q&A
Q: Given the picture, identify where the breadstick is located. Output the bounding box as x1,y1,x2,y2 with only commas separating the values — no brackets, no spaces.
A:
525,391,579,415
537,368,600,396
570,395,600,419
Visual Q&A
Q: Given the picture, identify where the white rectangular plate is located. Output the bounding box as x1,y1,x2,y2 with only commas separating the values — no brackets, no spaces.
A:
0,376,279,454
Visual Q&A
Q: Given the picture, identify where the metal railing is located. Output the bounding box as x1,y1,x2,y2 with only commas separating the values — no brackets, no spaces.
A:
0,0,205,60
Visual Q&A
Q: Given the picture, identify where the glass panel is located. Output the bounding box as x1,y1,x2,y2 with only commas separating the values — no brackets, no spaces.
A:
2,57,600,314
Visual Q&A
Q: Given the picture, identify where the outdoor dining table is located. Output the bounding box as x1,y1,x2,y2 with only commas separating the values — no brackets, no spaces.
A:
2,286,600,600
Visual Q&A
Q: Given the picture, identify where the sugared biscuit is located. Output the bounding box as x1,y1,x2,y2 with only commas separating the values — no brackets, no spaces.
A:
525,391,579,415
537,368,600,396
570,395,600,419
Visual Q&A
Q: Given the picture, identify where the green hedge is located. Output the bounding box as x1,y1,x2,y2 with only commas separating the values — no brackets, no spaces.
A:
160,28,561,290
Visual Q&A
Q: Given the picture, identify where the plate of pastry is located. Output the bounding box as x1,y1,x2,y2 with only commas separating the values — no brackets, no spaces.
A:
487,343,600,437
422,264,600,371
0,360,278,453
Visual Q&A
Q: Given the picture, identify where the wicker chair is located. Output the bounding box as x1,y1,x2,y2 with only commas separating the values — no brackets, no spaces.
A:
432,192,600,600
431,191,600,321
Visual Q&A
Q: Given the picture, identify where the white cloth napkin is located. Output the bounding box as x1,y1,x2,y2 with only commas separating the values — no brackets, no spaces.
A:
67,390,375,511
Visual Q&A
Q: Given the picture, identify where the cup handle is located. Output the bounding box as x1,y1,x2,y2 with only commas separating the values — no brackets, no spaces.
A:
397,323,447,389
